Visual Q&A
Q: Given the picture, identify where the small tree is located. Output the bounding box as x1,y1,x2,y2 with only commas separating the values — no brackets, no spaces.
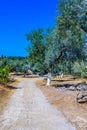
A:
0,66,10,85
25,28,47,74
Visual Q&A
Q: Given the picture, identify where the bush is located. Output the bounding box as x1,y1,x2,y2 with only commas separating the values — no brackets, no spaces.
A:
0,66,10,85
72,61,87,78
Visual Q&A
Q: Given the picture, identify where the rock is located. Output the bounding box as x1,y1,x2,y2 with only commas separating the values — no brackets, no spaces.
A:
77,96,87,103
77,91,87,103
58,86,67,91
68,86,76,91
76,85,84,91
77,92,83,100
83,85,87,90
76,84,87,91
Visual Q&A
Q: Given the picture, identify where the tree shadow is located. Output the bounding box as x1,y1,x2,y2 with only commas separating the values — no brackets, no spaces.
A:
52,83,75,88
27,75,40,78
5,85,22,90
52,81,86,89
52,78,76,82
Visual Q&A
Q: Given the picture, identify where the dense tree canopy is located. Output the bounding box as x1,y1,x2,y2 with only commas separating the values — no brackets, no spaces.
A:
25,29,47,74
25,0,87,76
45,0,87,74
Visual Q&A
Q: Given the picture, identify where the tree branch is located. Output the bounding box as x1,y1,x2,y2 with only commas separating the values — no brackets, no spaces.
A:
50,47,67,68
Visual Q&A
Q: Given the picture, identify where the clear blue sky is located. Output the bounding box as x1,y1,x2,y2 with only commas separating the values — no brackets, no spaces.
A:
0,0,57,57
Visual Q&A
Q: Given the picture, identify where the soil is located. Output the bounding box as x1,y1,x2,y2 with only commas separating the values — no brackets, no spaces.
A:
0,73,22,112
36,75,87,130
0,74,87,130
0,85,14,113
0,79,75,130
0,74,43,113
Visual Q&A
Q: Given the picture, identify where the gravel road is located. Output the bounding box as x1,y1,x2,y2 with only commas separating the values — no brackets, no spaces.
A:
0,79,76,130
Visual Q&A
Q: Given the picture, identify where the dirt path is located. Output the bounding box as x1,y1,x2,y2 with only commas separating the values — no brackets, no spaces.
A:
0,79,76,130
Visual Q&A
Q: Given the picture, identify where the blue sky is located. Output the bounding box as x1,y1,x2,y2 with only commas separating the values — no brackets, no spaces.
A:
0,0,57,57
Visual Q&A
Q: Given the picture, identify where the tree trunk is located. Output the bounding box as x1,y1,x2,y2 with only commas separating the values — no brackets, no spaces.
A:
46,72,52,86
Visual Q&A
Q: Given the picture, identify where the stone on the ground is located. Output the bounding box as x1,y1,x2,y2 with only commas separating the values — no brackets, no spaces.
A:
68,86,76,91
82,85,87,90
76,84,84,91
77,91,87,103
76,84,87,91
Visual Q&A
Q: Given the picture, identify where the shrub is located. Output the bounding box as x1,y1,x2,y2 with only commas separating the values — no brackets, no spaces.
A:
72,61,87,78
0,66,10,85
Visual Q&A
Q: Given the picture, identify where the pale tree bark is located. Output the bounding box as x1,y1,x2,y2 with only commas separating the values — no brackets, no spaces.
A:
46,72,52,86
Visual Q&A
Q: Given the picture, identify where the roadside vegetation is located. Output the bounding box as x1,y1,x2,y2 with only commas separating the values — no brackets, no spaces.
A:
0,1,87,129
0,56,31,85
0,0,87,88
25,0,87,79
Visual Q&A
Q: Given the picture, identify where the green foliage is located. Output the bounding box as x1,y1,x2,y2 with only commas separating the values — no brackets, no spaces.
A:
55,0,86,58
24,0,87,76
45,0,87,74
0,66,10,84
25,29,47,74
72,61,87,77
0,56,31,81
44,28,55,69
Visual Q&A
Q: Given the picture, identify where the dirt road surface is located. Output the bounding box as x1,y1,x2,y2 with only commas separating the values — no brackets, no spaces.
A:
0,79,76,130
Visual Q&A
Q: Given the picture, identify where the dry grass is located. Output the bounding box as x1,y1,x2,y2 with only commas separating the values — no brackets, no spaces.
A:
36,75,87,130
0,74,21,113
0,85,14,113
